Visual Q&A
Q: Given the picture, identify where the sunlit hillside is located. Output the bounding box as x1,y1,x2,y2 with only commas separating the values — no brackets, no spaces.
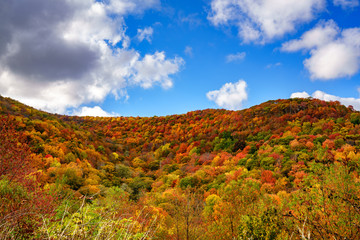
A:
1,95,360,239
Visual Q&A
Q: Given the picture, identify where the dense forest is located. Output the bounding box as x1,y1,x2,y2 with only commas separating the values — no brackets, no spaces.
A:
1,95,360,239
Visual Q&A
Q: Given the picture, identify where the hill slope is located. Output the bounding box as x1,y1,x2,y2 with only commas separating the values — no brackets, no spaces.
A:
1,96,360,239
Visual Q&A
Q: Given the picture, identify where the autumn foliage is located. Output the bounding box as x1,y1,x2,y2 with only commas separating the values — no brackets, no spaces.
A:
1,95,360,239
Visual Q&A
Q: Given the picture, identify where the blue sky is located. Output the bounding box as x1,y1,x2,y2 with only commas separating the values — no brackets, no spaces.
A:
0,0,359,116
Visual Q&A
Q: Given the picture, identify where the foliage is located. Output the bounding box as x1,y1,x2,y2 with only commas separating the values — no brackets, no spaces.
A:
1,95,360,239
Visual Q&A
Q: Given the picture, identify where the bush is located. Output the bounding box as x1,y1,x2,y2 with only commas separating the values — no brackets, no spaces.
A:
238,208,282,240
179,175,200,189
350,113,360,125
115,164,132,178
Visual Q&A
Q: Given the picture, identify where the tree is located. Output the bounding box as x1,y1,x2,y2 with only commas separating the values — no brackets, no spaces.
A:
159,189,204,240
290,163,360,239
0,116,56,239
0,116,32,181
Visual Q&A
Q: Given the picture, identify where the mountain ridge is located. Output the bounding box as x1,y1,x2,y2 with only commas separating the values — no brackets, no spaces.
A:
1,95,360,239
1,94,356,119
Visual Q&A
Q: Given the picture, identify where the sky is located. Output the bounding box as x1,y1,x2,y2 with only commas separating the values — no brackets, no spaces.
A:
0,0,359,117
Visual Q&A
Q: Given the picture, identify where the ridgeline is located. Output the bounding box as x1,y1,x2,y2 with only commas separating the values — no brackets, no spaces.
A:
1,95,360,239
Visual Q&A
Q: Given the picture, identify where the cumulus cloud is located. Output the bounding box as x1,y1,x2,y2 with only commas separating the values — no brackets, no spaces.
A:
137,27,154,43
333,0,359,9
281,21,339,52
290,91,311,98
282,20,360,80
291,90,360,110
226,52,246,62
0,0,183,114
72,106,114,117
131,52,184,89
206,80,248,110
208,0,324,43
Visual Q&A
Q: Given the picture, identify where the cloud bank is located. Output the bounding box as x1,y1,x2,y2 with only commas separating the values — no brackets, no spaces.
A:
291,90,360,110
0,0,183,114
282,20,360,80
72,106,115,117
207,80,248,110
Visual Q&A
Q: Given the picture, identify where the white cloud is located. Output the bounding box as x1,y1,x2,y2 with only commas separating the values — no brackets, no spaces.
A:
282,20,360,80
291,90,360,110
304,43,359,79
206,80,248,110
137,27,154,43
184,46,193,57
0,0,183,114
72,106,114,117
282,20,339,52
333,0,359,9
226,52,246,62
131,51,184,89
106,0,160,15
290,91,311,98
208,0,325,43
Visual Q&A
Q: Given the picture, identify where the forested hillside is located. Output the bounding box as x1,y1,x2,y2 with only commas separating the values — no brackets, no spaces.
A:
1,95,360,239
